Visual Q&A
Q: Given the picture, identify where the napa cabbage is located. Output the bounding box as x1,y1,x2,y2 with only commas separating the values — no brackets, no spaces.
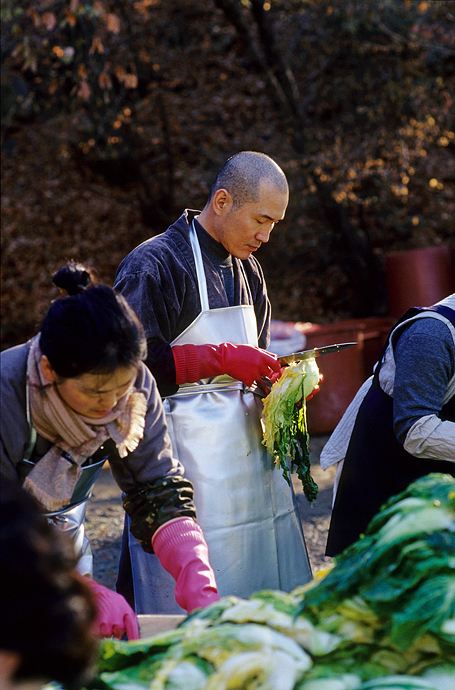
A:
262,358,320,501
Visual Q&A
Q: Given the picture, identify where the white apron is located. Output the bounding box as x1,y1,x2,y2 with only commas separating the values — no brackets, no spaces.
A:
127,222,311,613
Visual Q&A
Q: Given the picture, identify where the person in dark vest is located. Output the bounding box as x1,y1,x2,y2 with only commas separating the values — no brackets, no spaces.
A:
321,294,455,557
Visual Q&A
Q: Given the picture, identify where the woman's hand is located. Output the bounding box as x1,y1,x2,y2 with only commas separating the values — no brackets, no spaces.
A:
84,578,139,640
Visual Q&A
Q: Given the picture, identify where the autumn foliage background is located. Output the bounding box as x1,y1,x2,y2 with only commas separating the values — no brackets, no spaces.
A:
1,0,455,351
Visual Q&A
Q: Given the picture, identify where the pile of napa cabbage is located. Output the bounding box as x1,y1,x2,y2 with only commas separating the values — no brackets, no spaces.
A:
83,473,455,690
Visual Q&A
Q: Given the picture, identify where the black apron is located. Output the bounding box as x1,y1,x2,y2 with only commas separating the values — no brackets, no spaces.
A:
326,305,455,557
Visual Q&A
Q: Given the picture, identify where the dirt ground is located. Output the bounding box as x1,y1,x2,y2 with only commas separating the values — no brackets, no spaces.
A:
85,434,335,591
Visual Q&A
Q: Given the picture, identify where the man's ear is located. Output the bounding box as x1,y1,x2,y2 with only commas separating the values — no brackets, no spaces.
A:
40,355,57,383
212,188,233,216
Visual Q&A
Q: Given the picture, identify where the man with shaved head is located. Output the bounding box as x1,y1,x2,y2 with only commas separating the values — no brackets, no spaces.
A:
115,151,312,613
209,150,289,209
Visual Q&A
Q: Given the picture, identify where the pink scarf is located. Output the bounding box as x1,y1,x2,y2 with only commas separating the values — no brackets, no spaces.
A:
23,336,147,512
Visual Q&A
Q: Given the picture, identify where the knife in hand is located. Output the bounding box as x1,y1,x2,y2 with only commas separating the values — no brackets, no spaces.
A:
277,342,358,366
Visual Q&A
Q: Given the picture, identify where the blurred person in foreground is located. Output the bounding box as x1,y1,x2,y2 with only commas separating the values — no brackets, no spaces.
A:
321,293,455,556
114,151,314,613
0,481,97,690
1,263,219,632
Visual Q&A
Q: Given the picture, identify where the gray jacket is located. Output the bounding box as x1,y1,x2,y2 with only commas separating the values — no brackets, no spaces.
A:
0,341,196,550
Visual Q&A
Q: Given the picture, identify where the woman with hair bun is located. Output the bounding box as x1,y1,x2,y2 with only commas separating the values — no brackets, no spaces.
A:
0,263,219,638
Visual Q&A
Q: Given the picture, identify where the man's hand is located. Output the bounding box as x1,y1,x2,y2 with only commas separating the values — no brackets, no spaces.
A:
173,342,281,387
306,372,324,401
152,517,220,614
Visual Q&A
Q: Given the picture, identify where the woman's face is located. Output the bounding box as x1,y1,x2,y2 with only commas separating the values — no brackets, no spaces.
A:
41,357,138,418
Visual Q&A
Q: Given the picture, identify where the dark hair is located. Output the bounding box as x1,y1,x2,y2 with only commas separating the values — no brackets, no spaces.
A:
0,481,97,688
39,263,147,378
207,151,289,209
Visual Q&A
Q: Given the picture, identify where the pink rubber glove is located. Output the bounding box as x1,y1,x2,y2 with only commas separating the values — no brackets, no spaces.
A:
152,517,220,613
84,578,139,640
172,342,281,387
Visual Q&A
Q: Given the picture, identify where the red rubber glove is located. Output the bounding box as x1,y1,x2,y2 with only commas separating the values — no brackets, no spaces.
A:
152,517,220,614
256,365,288,395
172,343,281,387
84,578,139,640
306,372,324,401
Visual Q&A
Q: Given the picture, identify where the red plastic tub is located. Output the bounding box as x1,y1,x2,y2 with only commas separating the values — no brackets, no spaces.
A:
292,317,395,435
385,245,454,317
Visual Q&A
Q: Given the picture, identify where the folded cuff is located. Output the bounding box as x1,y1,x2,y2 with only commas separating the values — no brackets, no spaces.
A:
172,345,200,385
152,516,205,566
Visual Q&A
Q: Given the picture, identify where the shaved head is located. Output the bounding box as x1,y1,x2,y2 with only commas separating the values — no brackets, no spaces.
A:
207,151,289,209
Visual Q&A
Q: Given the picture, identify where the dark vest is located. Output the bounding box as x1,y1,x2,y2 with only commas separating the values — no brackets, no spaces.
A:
326,305,455,557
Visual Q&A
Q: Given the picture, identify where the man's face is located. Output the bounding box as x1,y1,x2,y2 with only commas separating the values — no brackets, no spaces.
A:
212,179,288,260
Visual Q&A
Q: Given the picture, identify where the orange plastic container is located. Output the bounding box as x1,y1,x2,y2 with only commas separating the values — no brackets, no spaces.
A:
447,241,455,279
361,316,396,379
385,245,454,317
292,317,395,435
293,321,364,435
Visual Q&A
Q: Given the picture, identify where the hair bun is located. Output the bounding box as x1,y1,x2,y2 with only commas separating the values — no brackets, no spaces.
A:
52,263,93,296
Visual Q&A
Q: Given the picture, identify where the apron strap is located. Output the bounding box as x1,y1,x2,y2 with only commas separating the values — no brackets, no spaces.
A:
374,303,455,386
189,220,210,311
171,380,244,397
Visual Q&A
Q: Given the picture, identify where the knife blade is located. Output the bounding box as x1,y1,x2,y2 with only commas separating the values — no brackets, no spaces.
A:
277,342,358,365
